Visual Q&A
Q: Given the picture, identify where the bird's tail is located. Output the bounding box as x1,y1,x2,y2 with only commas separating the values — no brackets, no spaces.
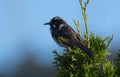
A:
76,43,94,59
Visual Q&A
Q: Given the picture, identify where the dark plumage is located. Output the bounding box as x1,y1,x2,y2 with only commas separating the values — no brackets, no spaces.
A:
44,16,94,59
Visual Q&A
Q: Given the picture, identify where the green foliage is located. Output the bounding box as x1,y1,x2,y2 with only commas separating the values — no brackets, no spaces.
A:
114,50,120,77
53,0,116,77
73,19,81,36
79,0,89,47
53,33,115,77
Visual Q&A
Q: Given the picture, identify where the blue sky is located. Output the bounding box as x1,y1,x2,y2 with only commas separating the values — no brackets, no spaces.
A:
0,0,120,76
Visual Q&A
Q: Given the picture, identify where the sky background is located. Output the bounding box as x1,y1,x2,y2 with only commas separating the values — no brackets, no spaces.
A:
0,0,120,76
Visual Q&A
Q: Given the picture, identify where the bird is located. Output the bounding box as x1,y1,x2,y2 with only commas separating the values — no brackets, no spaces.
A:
44,16,94,59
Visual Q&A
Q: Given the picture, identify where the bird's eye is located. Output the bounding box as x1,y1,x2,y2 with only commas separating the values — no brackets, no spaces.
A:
52,22,58,28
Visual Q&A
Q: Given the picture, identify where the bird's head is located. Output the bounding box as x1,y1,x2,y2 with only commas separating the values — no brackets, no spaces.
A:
44,16,66,30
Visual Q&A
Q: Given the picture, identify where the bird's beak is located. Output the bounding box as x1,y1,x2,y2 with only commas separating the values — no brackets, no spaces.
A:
43,22,50,25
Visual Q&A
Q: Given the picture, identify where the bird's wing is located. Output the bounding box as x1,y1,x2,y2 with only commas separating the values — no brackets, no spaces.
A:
59,25,77,40
56,25,79,48
60,25,94,59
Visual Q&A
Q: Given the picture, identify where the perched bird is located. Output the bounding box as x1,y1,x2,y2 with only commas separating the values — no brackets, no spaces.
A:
44,16,94,59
